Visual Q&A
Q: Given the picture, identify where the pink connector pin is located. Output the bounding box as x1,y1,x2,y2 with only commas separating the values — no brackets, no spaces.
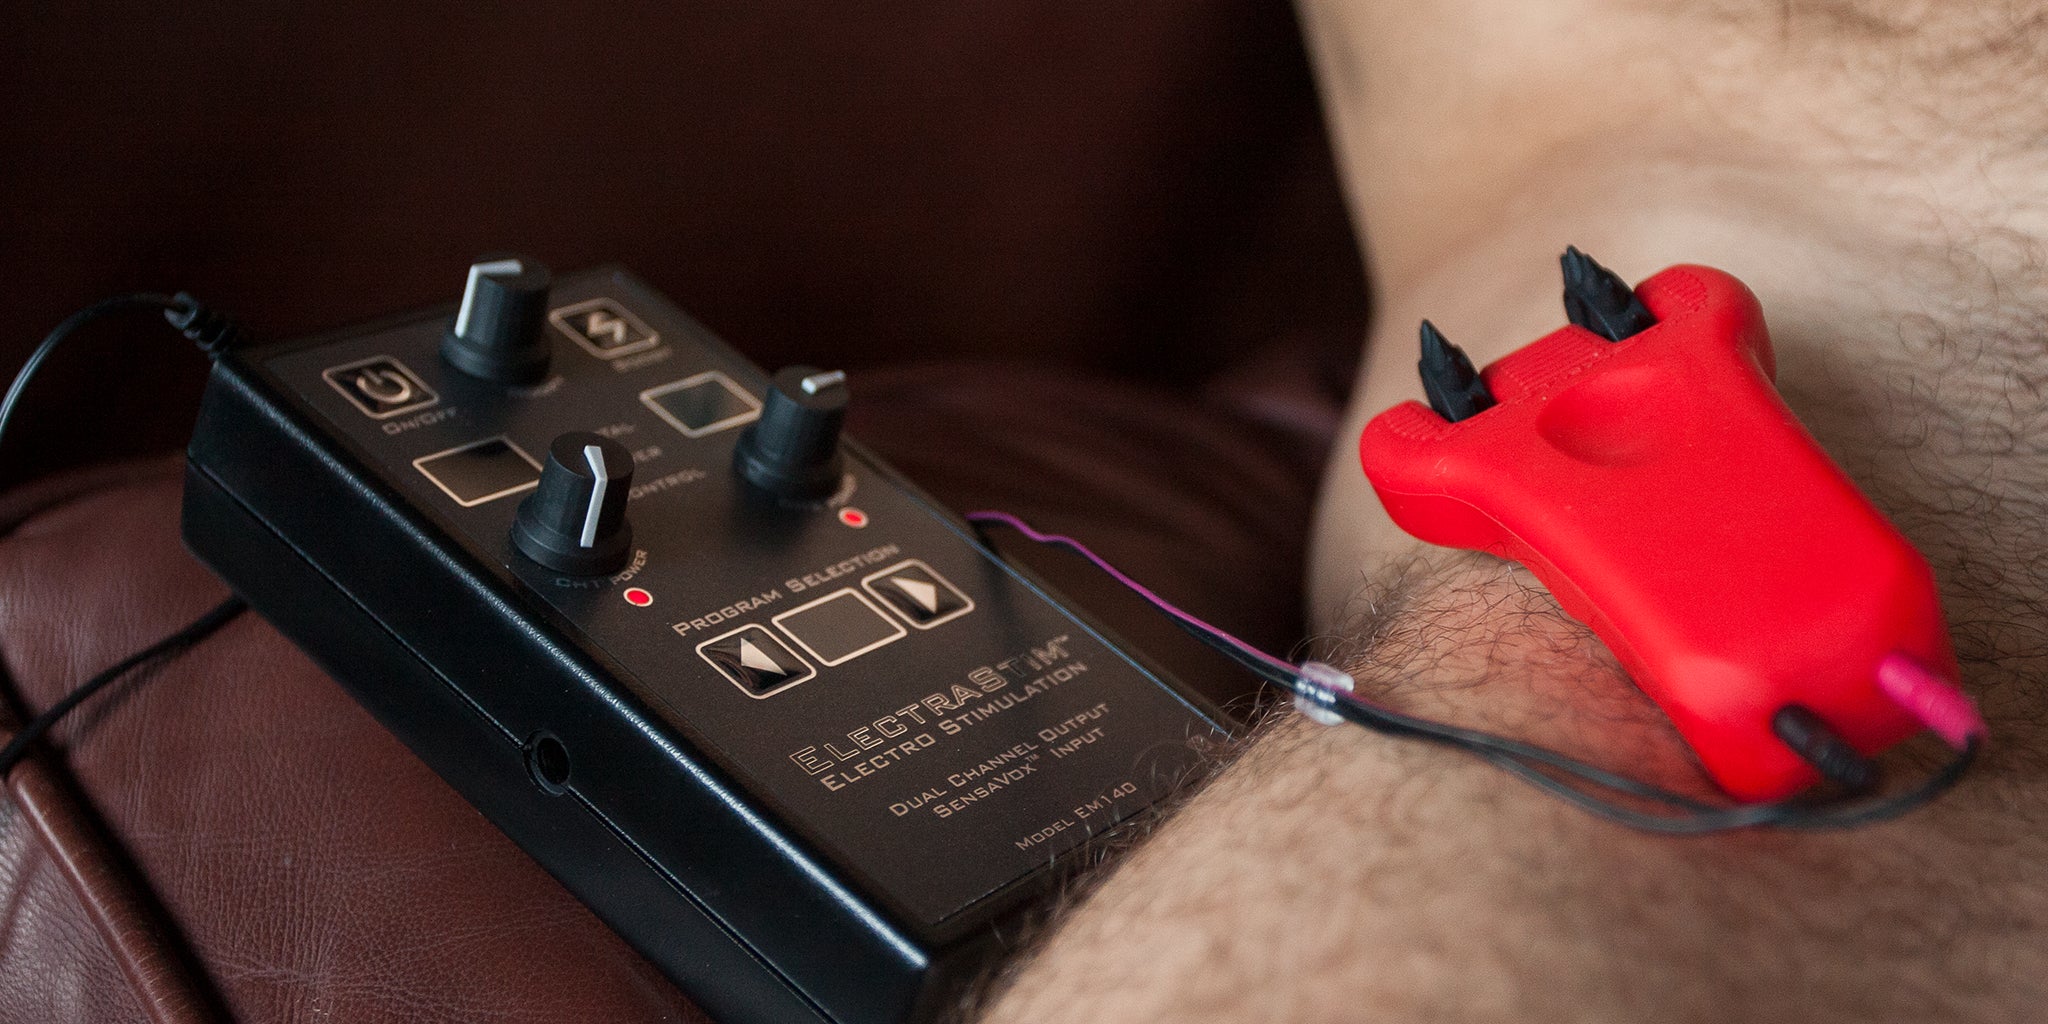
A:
1876,653,1986,751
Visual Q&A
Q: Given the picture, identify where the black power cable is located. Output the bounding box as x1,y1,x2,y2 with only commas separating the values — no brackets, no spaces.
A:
0,596,247,777
0,292,250,777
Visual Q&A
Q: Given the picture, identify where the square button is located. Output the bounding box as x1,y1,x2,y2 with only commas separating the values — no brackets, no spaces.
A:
641,372,762,438
322,356,438,419
772,589,905,667
697,624,816,698
550,297,661,359
413,437,543,507
862,559,975,629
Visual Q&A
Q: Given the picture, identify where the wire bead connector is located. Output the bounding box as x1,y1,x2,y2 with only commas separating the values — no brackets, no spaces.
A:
1293,661,1355,726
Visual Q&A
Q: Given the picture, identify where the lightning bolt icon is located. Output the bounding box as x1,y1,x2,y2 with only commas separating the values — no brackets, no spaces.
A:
583,311,630,347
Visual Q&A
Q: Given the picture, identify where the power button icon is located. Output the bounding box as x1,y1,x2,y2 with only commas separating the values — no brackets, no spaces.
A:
321,356,439,419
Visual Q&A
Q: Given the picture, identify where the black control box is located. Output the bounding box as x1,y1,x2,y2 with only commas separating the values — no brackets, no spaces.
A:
181,262,1227,1023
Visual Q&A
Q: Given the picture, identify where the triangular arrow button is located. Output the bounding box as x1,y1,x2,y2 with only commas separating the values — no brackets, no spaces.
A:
698,625,813,696
738,638,780,673
892,577,941,614
866,562,972,628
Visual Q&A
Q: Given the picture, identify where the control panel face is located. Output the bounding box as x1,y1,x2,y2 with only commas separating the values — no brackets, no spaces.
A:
262,270,1221,925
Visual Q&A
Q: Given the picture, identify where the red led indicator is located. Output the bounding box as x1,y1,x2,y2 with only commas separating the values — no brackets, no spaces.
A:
623,587,654,607
838,507,869,528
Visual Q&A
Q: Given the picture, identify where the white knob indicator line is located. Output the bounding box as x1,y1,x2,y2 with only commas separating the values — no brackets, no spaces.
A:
799,370,847,395
580,444,609,549
454,258,525,339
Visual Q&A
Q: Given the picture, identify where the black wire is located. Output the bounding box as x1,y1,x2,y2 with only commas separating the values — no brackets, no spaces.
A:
978,521,1978,834
0,292,250,777
0,596,248,777
0,293,185,456
1320,689,1976,834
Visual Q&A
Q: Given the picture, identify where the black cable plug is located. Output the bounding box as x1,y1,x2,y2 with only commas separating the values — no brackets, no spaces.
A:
1772,705,1878,792
164,291,248,356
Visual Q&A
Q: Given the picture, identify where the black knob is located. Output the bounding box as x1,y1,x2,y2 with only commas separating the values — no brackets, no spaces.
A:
513,432,635,575
441,255,553,384
733,366,849,501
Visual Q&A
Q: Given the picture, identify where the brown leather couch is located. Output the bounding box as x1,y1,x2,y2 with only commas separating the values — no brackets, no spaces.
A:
0,5,1364,1021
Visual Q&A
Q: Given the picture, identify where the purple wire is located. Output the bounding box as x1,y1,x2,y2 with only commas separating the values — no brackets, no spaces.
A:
962,510,1302,679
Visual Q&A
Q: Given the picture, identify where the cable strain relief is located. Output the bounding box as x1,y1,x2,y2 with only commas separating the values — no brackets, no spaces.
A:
1294,661,1355,726
1771,705,1878,792
165,292,247,357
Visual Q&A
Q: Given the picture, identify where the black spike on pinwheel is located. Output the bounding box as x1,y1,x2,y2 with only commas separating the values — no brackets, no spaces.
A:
1417,319,1495,422
1560,245,1657,342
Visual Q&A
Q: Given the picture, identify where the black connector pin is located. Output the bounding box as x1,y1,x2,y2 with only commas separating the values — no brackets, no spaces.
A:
1772,705,1878,792
1560,246,1657,342
1417,319,1495,423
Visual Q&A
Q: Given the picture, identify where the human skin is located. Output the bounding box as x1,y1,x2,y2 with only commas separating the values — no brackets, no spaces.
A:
976,2,2048,1020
